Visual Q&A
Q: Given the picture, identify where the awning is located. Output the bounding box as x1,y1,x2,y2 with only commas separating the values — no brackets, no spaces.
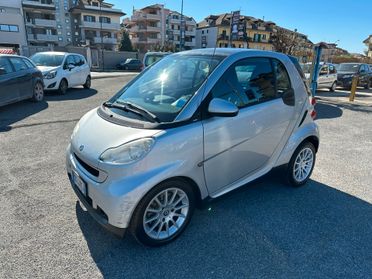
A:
0,49,16,54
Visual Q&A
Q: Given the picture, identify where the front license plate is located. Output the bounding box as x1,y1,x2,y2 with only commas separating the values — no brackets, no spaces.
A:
73,171,86,196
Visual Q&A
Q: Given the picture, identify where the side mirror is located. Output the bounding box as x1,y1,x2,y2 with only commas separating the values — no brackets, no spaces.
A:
208,98,239,117
68,64,75,71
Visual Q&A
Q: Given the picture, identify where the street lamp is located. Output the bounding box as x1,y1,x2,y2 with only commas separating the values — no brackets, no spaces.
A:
180,0,184,51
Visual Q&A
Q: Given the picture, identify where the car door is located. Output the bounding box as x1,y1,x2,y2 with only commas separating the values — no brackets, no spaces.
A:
63,55,78,86
358,65,368,86
328,64,337,84
0,56,18,105
317,65,329,89
202,57,295,195
73,55,85,85
8,57,33,99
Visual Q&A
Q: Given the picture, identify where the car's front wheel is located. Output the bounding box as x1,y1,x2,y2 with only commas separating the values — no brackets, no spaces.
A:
286,141,316,187
58,79,68,95
32,81,44,102
130,179,195,246
83,75,91,89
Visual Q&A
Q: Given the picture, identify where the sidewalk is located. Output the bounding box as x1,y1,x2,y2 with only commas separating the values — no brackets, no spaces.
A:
91,71,138,80
315,88,372,107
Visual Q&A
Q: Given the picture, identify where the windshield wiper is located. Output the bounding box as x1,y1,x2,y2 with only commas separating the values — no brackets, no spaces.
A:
103,101,159,123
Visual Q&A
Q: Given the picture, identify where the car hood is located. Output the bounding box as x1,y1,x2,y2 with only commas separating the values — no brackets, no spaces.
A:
71,108,161,167
37,66,60,74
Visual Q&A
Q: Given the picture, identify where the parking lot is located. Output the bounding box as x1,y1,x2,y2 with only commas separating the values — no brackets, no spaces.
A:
0,76,371,278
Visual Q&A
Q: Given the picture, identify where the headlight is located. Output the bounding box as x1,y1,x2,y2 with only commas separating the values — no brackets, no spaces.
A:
44,70,57,79
342,74,353,79
99,138,155,164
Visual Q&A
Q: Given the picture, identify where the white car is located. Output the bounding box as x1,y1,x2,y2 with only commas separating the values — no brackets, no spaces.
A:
31,52,91,94
302,62,338,91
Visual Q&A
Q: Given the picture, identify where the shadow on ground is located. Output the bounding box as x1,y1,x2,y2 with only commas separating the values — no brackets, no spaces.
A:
315,102,343,119
45,88,97,101
76,173,372,278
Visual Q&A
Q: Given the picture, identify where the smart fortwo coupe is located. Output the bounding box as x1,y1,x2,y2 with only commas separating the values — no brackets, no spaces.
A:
66,49,319,246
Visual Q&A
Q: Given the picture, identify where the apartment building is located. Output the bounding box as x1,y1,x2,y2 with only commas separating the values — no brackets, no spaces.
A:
126,4,196,52
363,35,372,58
196,14,276,51
0,0,27,53
23,0,72,47
69,0,125,50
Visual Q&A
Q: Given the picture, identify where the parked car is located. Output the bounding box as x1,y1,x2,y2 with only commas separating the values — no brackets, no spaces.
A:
66,49,319,246
301,62,338,91
337,63,372,90
143,52,170,68
30,52,91,95
116,59,143,71
0,54,44,107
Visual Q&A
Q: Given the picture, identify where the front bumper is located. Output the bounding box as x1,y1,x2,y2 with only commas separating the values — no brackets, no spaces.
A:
43,77,59,90
337,78,352,88
68,174,126,237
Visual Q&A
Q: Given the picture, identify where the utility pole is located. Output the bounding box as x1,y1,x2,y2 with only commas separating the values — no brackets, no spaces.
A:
180,0,184,51
99,0,104,71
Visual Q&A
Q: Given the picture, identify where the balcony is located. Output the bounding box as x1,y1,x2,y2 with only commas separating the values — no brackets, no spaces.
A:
185,30,195,36
80,21,121,30
93,37,117,44
26,18,56,27
132,13,161,21
185,41,196,47
22,0,55,10
257,26,266,31
80,5,123,15
131,37,160,44
36,34,59,42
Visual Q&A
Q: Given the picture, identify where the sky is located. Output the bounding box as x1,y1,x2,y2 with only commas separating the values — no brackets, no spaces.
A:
110,0,371,54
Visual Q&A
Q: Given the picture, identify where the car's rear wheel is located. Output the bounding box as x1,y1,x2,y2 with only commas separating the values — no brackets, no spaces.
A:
130,179,195,246
364,80,371,90
329,81,336,92
58,79,68,95
286,141,316,187
32,81,44,102
83,75,91,89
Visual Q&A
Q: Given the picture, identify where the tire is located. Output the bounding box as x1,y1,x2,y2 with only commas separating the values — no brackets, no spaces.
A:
83,75,91,89
58,79,68,95
364,80,371,90
32,81,44,102
286,141,316,187
130,179,195,246
124,66,129,71
329,81,336,92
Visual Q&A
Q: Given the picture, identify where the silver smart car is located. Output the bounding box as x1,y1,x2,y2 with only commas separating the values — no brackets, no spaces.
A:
66,49,319,246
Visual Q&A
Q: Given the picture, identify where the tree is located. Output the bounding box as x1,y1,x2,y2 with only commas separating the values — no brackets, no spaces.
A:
271,28,311,56
119,30,133,52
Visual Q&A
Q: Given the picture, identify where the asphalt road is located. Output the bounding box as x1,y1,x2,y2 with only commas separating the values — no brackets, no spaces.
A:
0,78,371,279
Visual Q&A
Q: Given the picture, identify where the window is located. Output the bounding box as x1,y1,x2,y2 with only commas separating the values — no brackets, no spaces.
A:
272,59,292,96
22,58,35,69
9,57,28,72
65,55,75,67
83,15,96,22
320,65,328,75
0,24,19,32
73,55,84,66
99,17,111,23
329,65,336,74
9,25,19,32
211,58,277,107
0,57,13,75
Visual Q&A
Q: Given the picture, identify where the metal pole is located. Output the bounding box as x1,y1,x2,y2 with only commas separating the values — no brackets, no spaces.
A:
180,0,184,51
99,0,104,71
311,45,323,97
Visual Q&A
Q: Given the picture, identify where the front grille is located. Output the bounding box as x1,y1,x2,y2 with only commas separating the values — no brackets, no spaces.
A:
74,153,99,177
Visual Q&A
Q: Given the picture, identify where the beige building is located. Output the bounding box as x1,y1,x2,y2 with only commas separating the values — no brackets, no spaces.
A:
0,0,27,53
126,4,196,52
363,35,372,58
70,0,125,51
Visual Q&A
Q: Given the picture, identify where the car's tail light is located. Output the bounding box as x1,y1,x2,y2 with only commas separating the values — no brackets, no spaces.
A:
310,97,316,119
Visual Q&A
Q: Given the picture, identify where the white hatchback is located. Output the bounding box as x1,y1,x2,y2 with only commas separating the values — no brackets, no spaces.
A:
31,52,91,94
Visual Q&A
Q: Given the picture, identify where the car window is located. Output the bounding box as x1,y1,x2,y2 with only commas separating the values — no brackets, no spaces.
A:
0,57,14,75
65,55,75,66
73,55,83,66
211,57,276,108
8,57,28,72
22,58,35,69
320,65,328,75
272,59,292,96
329,64,336,74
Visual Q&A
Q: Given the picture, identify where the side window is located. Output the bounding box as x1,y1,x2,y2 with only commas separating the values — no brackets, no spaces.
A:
8,57,28,72
65,55,75,67
272,59,292,96
73,55,82,66
319,65,328,75
211,57,276,107
329,65,336,74
22,58,35,69
0,57,14,75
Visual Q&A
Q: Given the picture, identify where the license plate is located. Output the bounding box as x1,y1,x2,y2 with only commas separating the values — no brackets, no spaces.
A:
72,171,86,196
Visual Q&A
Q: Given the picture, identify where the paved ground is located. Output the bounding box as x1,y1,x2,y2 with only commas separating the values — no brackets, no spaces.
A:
0,78,371,279
91,72,138,80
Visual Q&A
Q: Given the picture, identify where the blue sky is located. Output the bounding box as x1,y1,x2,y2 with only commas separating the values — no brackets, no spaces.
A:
110,0,371,54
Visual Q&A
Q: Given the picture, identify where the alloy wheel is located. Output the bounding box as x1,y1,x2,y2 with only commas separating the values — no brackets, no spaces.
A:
143,188,189,240
293,147,314,183
33,82,44,101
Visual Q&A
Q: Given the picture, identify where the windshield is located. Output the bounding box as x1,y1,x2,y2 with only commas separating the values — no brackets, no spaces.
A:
110,54,224,123
339,64,360,72
144,54,168,67
31,53,65,67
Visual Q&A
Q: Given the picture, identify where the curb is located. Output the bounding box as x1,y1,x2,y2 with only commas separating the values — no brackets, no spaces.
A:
91,73,138,80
